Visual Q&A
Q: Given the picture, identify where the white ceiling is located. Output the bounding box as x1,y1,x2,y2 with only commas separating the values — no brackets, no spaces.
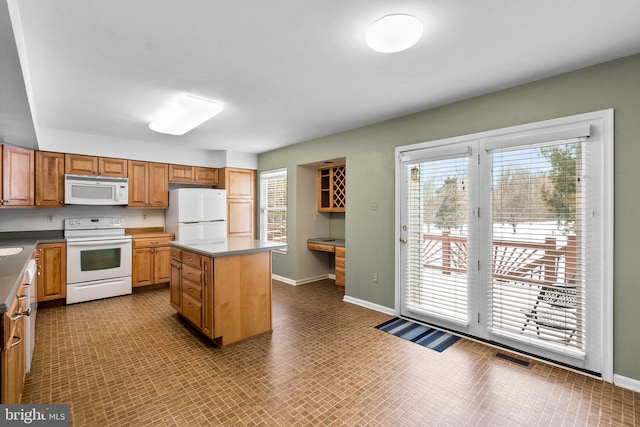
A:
8,0,640,155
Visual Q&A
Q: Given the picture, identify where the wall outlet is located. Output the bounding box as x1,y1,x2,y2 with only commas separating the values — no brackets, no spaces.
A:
47,214,54,223
370,201,379,211
373,272,378,283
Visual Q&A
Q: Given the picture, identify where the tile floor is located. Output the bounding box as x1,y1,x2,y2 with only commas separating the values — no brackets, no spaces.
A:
23,280,638,426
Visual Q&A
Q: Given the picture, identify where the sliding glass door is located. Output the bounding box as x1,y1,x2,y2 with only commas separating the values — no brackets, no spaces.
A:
397,111,612,376
398,143,479,336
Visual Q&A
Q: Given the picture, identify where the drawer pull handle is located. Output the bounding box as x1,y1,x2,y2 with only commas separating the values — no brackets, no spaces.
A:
10,335,22,348
10,312,24,321
18,295,27,301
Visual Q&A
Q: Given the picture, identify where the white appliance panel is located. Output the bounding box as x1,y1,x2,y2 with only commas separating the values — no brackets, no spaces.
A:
67,276,132,304
66,238,133,284
168,188,227,223
175,221,227,241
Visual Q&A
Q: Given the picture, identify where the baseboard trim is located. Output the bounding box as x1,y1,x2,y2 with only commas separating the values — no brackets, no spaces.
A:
614,374,640,392
343,295,395,316
272,274,330,286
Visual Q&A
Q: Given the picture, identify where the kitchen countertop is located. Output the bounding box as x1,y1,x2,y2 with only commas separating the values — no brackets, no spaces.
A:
170,237,287,258
0,231,66,314
307,237,345,247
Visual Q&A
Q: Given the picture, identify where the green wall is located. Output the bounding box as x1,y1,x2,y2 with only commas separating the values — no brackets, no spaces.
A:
258,54,640,382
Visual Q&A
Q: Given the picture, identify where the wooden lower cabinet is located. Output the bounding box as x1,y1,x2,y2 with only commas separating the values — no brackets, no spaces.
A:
170,248,272,346
36,243,66,302
1,280,27,403
132,234,173,287
335,246,345,287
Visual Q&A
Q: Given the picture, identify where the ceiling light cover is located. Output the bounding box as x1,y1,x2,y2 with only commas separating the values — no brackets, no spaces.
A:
149,95,223,135
366,14,423,53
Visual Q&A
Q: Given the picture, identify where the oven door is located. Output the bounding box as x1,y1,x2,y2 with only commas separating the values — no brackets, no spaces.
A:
67,238,132,284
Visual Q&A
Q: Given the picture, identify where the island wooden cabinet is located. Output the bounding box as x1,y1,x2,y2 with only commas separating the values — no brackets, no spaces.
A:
170,246,272,346
217,167,256,237
127,161,168,207
318,164,346,212
169,247,182,311
1,274,28,403
132,233,173,287
36,243,67,302
1,144,34,207
168,164,219,185
35,151,65,207
65,153,128,177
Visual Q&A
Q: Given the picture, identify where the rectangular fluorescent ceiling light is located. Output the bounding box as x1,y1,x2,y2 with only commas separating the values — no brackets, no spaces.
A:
149,94,223,135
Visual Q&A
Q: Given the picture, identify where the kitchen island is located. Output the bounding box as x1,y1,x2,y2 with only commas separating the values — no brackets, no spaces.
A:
169,237,286,346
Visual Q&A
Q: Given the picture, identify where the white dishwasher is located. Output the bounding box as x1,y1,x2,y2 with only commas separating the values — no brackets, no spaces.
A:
24,258,37,373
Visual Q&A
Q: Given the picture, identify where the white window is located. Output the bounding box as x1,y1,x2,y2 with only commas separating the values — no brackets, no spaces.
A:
396,110,613,379
260,169,287,246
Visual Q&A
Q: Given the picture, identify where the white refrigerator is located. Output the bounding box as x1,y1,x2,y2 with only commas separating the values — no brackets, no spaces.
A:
165,188,227,241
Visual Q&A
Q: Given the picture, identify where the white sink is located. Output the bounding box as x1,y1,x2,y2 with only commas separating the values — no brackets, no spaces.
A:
0,247,24,256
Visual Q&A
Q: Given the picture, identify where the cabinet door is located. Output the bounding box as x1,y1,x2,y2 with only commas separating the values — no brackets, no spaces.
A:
98,157,128,177
1,312,25,404
37,243,67,302
168,164,194,183
201,257,214,338
195,167,218,185
154,246,171,284
148,162,168,207
170,259,182,312
132,248,153,287
225,168,254,198
227,199,254,237
2,145,34,206
65,153,98,175
35,151,65,207
127,160,149,207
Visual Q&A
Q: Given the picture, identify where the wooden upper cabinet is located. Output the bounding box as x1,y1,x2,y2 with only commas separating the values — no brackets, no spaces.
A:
318,165,346,212
1,145,34,207
217,168,256,237
219,167,255,198
35,151,65,207
194,167,218,185
168,164,195,183
148,162,169,207
98,157,128,177
169,164,218,185
65,153,127,177
128,160,168,208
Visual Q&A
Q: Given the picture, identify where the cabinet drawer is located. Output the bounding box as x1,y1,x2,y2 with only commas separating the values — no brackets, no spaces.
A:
335,256,345,269
133,236,173,248
182,279,202,301
335,268,345,286
182,293,202,328
335,246,345,257
182,251,202,268
182,264,202,283
170,248,182,261
307,242,335,253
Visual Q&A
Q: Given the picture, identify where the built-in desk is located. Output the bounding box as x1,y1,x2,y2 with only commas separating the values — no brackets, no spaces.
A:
307,238,345,286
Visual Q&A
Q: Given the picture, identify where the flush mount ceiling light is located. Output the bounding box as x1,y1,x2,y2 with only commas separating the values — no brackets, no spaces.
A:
366,13,423,53
149,94,223,135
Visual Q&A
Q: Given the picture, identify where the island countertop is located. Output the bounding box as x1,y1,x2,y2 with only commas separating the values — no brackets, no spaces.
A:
169,237,287,258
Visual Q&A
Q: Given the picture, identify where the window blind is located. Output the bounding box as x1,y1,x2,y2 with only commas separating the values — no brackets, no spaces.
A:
487,140,585,354
260,169,287,244
404,153,471,325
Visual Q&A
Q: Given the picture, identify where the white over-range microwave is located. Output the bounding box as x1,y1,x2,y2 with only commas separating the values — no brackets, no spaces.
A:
64,174,129,205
